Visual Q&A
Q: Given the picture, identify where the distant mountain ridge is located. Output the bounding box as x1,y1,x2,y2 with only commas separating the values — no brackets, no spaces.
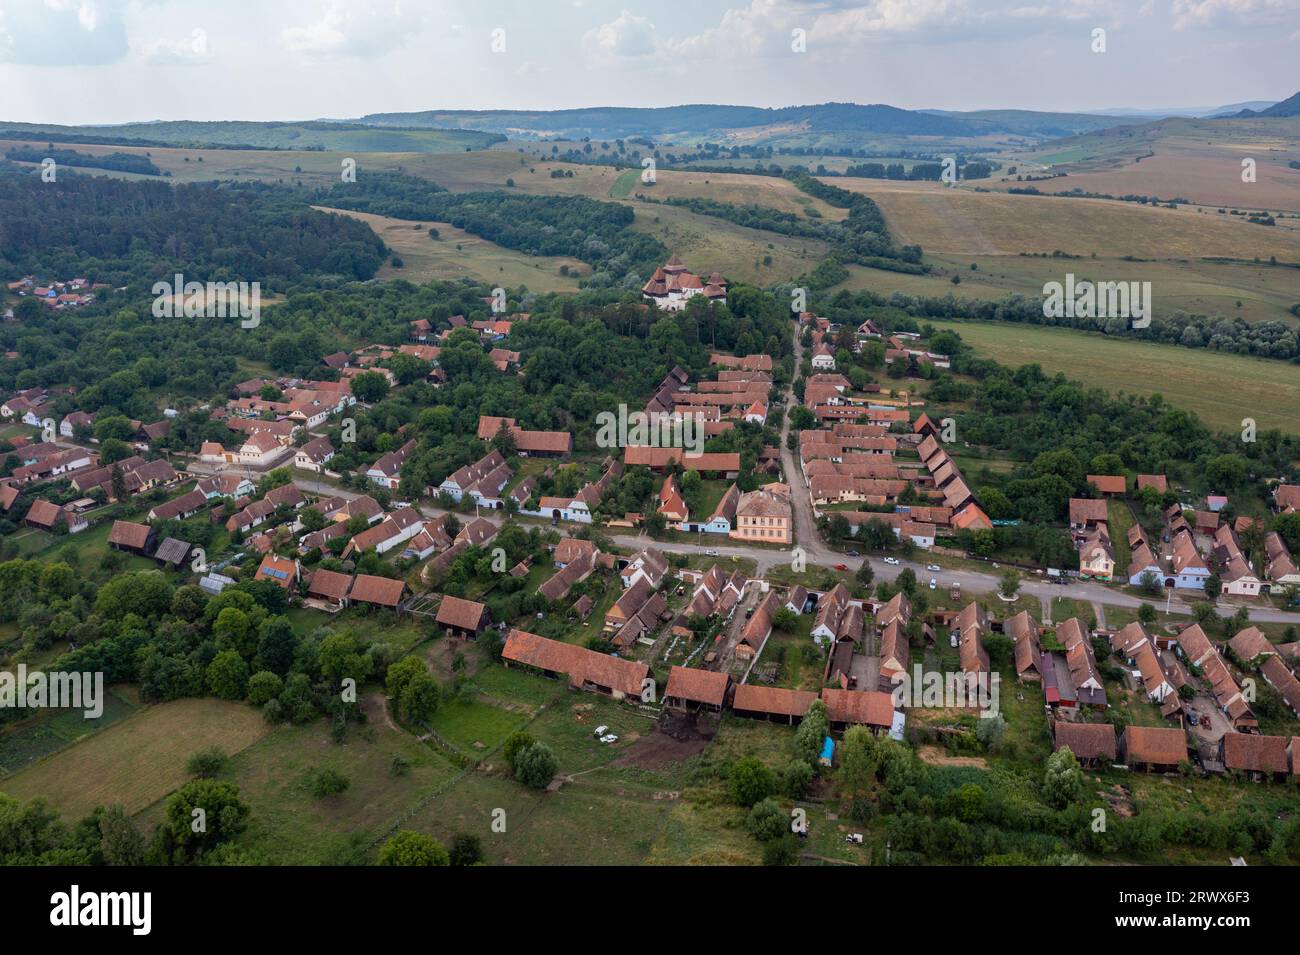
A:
1226,90,1300,118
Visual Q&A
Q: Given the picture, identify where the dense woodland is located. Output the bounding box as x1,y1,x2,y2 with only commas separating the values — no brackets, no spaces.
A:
316,171,667,284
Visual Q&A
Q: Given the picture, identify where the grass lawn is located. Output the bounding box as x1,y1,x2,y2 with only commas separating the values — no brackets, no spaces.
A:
426,696,529,758
1,698,271,819
214,702,462,865
927,319,1300,435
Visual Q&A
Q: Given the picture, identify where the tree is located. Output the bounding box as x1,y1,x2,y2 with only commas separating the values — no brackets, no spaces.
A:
159,781,250,863
1137,602,1158,626
400,671,441,723
350,370,390,403
772,606,798,632
386,656,427,704
782,760,814,799
728,756,776,807
747,797,788,842
246,671,283,706
502,731,537,773
206,650,249,700
856,560,874,588
793,700,829,765
514,741,559,789
762,834,799,866
999,569,1020,600
1043,747,1086,809
98,805,145,866
449,833,484,866
1204,573,1223,603
377,830,449,866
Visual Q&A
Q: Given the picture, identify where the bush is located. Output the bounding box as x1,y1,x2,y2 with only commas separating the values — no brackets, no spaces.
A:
185,746,228,779
310,768,350,799
782,760,814,799
502,731,536,773
747,798,788,842
514,742,558,789
377,830,449,866
449,833,484,866
762,834,800,866
728,756,776,807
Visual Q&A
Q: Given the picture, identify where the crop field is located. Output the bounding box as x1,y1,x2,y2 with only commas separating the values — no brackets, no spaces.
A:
314,205,587,291
926,318,1300,434
835,253,1300,326
0,698,271,819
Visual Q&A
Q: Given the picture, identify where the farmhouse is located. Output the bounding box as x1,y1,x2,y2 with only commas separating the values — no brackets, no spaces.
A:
476,416,572,457
348,574,407,610
1220,733,1289,783
254,554,299,590
820,688,897,735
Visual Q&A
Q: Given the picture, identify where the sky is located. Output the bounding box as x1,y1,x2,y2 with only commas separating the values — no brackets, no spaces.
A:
0,0,1297,125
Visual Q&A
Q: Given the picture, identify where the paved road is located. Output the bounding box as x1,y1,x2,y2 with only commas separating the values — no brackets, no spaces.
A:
178,425,1300,626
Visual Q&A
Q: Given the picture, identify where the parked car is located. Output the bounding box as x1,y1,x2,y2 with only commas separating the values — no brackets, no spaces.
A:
883,557,901,566
846,549,860,557
593,725,609,737
928,578,938,590
926,564,941,572
705,549,719,557
834,563,848,571
600,734,619,744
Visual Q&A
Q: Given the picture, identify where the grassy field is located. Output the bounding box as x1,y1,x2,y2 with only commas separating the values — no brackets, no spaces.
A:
1005,116,1300,213
830,177,1300,261
0,688,138,775
836,253,1300,326
928,319,1300,434
1,698,270,819
314,205,588,291
627,200,828,285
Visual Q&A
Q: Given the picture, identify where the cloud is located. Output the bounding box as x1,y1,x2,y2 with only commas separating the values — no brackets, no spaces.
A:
0,0,130,66
582,8,657,60
139,27,211,65
281,0,426,58
1170,0,1300,30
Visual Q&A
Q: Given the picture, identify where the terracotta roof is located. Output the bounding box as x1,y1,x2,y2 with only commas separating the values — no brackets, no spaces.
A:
1087,474,1126,495
348,574,406,607
1054,722,1117,762
307,569,352,601
1124,725,1188,766
821,689,894,728
1222,733,1288,774
732,684,818,718
436,595,489,632
503,628,648,698
1069,498,1109,524
24,498,62,528
1229,627,1274,663
1136,474,1167,493
108,520,152,550
664,666,730,707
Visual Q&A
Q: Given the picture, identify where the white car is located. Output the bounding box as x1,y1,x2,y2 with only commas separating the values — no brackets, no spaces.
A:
705,549,719,557
926,564,941,572
600,734,619,744
593,725,609,737
883,557,901,566
929,578,938,590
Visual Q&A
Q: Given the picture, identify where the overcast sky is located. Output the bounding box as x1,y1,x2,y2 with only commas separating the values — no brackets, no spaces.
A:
1,0,1297,125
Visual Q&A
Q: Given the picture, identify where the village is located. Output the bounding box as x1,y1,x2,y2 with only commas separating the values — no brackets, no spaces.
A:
4,252,1300,807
